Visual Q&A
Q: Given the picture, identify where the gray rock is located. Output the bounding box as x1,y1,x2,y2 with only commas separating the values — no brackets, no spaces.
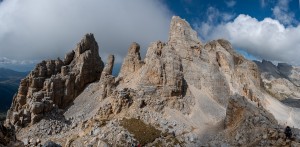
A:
22,138,29,146
93,127,101,135
31,102,44,114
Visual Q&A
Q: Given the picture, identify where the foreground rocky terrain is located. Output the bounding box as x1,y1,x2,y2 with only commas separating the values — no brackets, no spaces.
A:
1,16,300,146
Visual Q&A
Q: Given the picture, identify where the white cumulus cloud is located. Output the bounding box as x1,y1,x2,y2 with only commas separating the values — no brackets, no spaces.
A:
0,0,171,64
199,14,300,65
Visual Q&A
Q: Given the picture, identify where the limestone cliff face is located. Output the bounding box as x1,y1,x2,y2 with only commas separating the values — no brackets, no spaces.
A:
6,34,104,127
118,16,261,113
5,16,300,147
169,16,201,47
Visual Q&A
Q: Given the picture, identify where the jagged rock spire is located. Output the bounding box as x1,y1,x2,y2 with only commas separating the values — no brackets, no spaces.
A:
99,55,115,99
102,54,115,76
119,42,144,77
6,33,104,127
168,16,201,46
75,33,99,57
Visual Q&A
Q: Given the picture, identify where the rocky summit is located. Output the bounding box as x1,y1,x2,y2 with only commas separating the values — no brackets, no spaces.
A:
1,16,300,147
6,33,104,127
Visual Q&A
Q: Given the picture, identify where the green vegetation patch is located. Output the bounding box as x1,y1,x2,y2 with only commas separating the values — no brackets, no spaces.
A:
120,118,161,146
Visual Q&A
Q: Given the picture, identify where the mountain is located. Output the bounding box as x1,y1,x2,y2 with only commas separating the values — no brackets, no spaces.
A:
0,68,27,113
255,60,300,99
0,68,28,84
2,16,300,146
254,60,300,109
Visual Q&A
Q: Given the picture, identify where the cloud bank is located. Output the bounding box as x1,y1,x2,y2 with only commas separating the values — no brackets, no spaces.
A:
0,0,171,64
198,14,300,65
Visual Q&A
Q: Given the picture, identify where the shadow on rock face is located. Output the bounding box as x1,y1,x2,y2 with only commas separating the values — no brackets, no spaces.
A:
281,98,300,108
43,140,62,147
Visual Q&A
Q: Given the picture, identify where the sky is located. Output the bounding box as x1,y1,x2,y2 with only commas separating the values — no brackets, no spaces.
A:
0,0,300,71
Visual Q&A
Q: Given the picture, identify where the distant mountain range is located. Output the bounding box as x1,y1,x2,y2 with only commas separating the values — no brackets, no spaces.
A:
0,68,28,113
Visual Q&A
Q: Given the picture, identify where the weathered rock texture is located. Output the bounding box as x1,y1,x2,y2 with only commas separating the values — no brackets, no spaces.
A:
6,34,104,127
119,42,144,77
99,54,115,99
210,95,300,146
116,16,261,115
4,16,300,147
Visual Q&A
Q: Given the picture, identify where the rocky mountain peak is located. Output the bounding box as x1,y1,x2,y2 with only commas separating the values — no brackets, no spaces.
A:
168,16,201,46
3,16,300,147
75,33,99,57
128,42,141,58
119,42,144,77
6,33,104,128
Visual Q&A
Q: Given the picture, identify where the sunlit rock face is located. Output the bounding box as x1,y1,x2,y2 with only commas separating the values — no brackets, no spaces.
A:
6,33,104,126
3,16,300,147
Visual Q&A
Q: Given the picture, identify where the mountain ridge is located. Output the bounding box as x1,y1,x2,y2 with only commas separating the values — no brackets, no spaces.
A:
2,16,300,147
255,60,300,100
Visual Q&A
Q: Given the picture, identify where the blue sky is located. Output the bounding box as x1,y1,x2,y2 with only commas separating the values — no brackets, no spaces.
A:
164,0,300,25
0,0,300,71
